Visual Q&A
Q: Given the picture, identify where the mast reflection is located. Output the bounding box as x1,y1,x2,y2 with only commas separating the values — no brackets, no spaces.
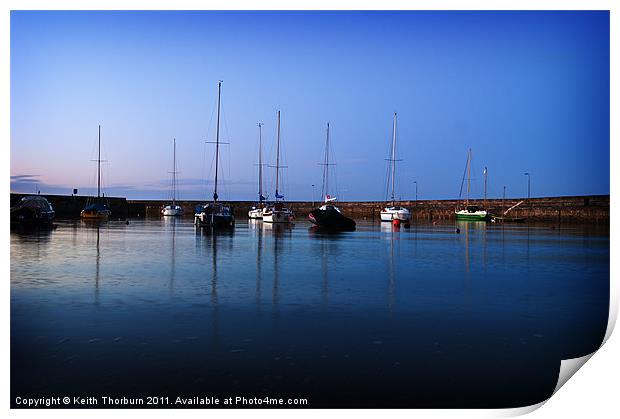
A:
195,224,233,344
164,216,178,297
387,228,397,313
379,221,399,313
273,229,280,315
321,237,329,309
195,225,233,306
263,222,291,317
82,220,104,306
249,219,263,308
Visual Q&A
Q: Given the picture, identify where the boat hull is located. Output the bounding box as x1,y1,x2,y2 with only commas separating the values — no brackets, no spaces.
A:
11,208,55,226
263,210,293,223
81,201,111,220
380,207,411,222
309,206,355,231
248,208,263,219
195,213,235,228
455,210,489,221
80,210,111,220
162,205,184,216
194,203,235,228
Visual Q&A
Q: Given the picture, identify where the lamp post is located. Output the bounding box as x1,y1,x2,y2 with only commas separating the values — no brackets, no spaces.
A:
524,172,531,215
524,172,531,201
311,184,315,207
413,180,418,207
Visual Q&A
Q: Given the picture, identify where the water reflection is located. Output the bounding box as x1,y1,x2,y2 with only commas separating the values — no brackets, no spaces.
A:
387,231,396,313
10,225,55,262
307,225,349,240
321,238,329,308
211,236,219,306
307,227,340,309
262,221,293,237
249,220,298,313
95,225,101,304
380,222,403,234
194,222,235,344
11,225,56,242
248,219,263,308
164,217,178,296
83,221,106,306
195,227,226,291
456,220,488,274
10,219,610,408
272,227,281,315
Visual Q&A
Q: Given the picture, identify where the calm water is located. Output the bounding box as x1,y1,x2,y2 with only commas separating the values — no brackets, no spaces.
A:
11,218,609,408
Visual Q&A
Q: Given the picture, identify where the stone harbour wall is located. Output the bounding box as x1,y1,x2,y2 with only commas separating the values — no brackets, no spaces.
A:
127,195,609,224
10,193,609,224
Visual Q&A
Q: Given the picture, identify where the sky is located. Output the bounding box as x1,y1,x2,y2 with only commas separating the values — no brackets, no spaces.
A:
10,10,610,201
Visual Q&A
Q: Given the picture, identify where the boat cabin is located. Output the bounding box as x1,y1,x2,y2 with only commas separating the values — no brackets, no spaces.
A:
465,205,482,213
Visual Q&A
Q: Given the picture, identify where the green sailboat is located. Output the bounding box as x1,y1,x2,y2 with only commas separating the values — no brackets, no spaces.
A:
455,148,489,221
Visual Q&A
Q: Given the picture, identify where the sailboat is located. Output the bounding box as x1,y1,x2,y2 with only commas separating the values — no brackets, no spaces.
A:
262,110,294,224
162,138,183,216
194,81,235,228
380,113,411,222
81,125,112,220
248,122,266,219
308,122,356,231
455,148,489,221
491,185,526,223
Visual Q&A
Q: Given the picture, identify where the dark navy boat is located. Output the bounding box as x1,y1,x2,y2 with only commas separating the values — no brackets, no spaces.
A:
194,81,235,230
308,123,355,231
194,202,235,229
10,196,55,226
309,203,356,231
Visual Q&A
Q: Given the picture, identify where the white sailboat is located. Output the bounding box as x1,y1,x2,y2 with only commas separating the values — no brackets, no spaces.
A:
380,112,411,222
248,122,266,219
194,80,235,228
263,110,294,223
162,138,183,216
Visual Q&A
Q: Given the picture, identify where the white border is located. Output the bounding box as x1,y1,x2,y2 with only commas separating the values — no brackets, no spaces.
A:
3,1,617,418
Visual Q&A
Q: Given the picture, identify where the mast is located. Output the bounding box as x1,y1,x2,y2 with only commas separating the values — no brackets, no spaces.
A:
390,113,397,205
483,166,487,208
257,122,263,203
213,80,222,203
322,122,330,200
466,148,471,206
275,110,281,201
172,138,176,206
97,124,101,198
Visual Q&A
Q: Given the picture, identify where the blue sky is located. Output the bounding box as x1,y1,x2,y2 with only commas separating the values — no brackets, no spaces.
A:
10,10,609,201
